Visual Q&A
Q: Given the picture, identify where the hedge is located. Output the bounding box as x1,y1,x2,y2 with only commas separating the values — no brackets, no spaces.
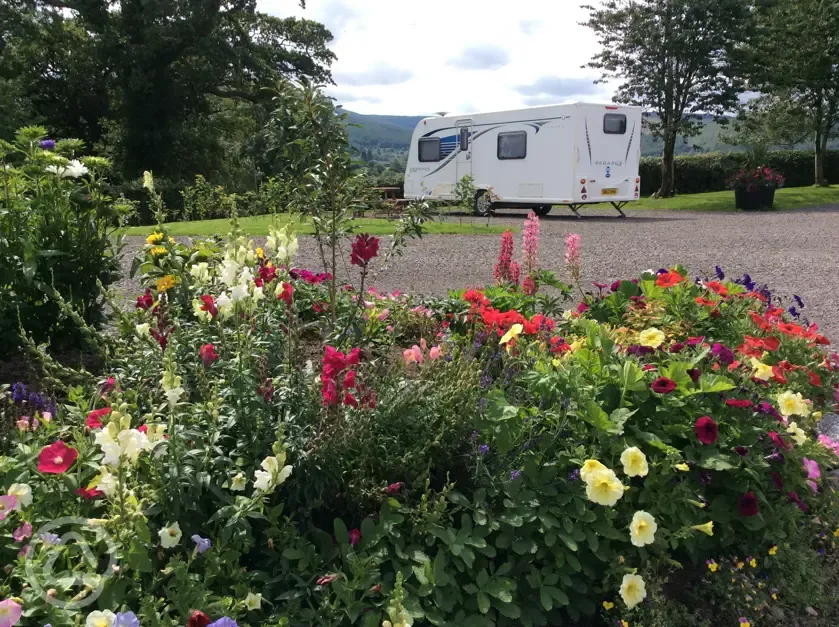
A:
639,149,839,195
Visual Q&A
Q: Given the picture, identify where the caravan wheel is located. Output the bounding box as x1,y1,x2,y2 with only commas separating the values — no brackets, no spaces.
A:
533,205,552,217
474,190,494,217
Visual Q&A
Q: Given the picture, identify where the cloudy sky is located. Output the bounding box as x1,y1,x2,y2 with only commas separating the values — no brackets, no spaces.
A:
257,0,615,115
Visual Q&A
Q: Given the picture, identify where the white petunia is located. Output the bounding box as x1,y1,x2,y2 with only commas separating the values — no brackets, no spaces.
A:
244,592,262,610
159,522,182,548
86,609,116,627
230,472,247,491
7,483,32,509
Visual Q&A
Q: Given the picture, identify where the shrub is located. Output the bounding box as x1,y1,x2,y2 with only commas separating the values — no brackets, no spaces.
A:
0,126,133,350
2,220,839,627
639,150,839,195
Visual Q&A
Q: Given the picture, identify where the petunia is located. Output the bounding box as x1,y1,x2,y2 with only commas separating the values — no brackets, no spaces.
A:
86,610,116,627
711,343,734,365
694,416,718,445
638,327,665,348
619,574,647,608
585,468,625,507
159,522,182,548
114,612,140,627
187,611,212,627
726,399,753,409
777,391,810,418
750,358,774,381
787,491,808,512
651,377,676,394
7,484,32,509
192,534,212,554
244,593,261,610
629,511,657,546
620,447,649,477
12,522,32,542
86,407,111,429
348,528,361,546
768,431,789,451
499,323,523,345
580,459,607,483
738,491,759,517
802,457,820,481
655,271,684,288
690,521,714,536
0,600,23,627
207,620,238,627
37,441,78,474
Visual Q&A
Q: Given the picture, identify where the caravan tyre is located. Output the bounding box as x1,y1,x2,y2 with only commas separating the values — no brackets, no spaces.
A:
474,190,494,217
533,205,552,217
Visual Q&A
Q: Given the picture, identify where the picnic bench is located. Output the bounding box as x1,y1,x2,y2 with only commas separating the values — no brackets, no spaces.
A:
370,186,410,219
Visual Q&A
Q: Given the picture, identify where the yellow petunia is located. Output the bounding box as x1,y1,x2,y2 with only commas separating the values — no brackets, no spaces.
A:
674,463,690,472
690,521,714,536
786,421,807,446
619,574,647,609
580,459,607,483
750,358,774,381
620,447,649,477
156,275,177,293
146,232,164,245
777,391,810,418
638,327,665,349
629,511,657,547
499,323,523,345
585,468,625,507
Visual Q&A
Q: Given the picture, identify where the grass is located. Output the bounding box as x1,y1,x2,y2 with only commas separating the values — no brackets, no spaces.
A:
125,213,509,237
627,185,838,211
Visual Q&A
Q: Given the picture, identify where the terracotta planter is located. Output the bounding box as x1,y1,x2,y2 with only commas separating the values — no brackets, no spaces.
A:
734,187,776,210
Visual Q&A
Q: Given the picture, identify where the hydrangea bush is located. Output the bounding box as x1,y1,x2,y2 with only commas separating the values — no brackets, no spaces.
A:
1,214,839,627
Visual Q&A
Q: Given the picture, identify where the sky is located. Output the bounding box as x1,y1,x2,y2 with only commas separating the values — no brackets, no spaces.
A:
257,0,616,116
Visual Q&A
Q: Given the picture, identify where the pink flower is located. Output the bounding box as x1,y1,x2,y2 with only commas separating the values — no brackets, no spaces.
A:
818,434,839,457
522,275,537,296
350,234,380,267
0,495,17,521
522,211,540,275
509,261,521,286
15,418,29,432
802,457,820,481
494,230,514,284
41,411,52,423
386,482,404,494
13,522,32,542
348,528,361,546
317,574,338,586
429,346,442,360
0,599,23,627
377,309,390,321
403,345,423,365
564,233,581,266
37,441,78,474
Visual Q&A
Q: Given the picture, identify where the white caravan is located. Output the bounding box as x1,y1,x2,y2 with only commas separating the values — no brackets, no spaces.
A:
403,102,643,217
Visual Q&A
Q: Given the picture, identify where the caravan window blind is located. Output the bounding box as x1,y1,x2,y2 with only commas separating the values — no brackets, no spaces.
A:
497,131,527,160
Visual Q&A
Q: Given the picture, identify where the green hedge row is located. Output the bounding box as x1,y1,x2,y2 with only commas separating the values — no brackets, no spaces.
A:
639,150,839,195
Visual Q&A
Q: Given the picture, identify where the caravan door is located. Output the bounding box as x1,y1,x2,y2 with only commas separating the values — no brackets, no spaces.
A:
455,119,473,184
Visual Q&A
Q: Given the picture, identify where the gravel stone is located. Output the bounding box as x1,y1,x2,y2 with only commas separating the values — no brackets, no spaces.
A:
117,205,839,339
817,414,839,440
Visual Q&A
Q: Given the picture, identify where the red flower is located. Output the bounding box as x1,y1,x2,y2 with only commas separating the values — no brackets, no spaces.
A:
76,487,105,500
768,431,789,451
642,364,657,371
738,491,759,517
770,471,784,491
687,368,701,383
86,407,110,429
199,343,219,367
576,302,590,314
705,281,729,297
350,234,380,267
695,416,718,445
277,282,293,306
787,491,808,512
199,295,217,319
38,441,78,474
348,528,361,546
695,297,719,307
656,271,685,288
651,377,676,394
725,399,753,409
317,574,338,586
771,366,787,384
808,370,822,387
100,376,116,396
187,610,212,627
258,265,277,284
135,289,155,310
777,322,806,337
386,482,404,495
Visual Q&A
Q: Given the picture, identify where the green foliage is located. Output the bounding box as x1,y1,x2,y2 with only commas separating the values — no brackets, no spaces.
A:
0,126,133,349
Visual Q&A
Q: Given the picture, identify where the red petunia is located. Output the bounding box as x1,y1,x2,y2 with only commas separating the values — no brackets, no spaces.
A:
656,271,685,288
38,441,78,474
738,491,759,517
695,296,720,307
76,487,105,500
768,431,790,451
277,282,293,306
350,234,380,267
187,610,212,627
199,295,217,319
725,399,753,409
687,368,701,383
651,377,676,394
777,322,806,337
808,370,822,387
199,343,219,367
695,416,718,445
86,407,110,429
705,281,729,297
787,491,809,512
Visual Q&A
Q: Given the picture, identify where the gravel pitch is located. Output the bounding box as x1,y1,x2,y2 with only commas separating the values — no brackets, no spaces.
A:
118,204,839,340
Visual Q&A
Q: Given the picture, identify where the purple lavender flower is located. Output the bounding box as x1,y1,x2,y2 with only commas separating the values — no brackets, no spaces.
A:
114,612,140,627
40,139,56,150
510,470,522,480
191,534,212,554
478,444,489,455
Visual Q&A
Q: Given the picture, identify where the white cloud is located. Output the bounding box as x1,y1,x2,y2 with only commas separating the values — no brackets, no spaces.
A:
258,0,615,114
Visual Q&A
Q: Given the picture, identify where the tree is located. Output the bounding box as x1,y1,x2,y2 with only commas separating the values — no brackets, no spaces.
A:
583,0,750,197
0,0,335,184
748,0,839,186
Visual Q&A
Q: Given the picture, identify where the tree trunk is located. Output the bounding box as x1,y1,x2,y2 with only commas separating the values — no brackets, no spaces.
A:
815,130,829,186
658,131,677,198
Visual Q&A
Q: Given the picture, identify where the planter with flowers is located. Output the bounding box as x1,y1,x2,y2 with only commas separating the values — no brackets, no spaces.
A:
728,165,786,210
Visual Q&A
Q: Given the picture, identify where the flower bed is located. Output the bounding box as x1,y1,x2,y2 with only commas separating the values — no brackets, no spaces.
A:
2,218,839,627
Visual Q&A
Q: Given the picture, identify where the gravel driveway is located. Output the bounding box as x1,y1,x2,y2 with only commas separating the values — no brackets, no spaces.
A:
119,205,839,340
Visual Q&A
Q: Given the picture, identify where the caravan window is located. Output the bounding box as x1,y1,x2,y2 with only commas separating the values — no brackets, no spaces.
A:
459,127,469,151
418,138,441,162
604,113,627,134
497,131,527,160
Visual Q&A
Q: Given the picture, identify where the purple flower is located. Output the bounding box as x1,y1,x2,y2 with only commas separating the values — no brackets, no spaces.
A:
39,532,60,546
191,534,211,554
626,345,654,356
478,444,489,455
757,401,782,421
711,343,734,365
208,619,238,627
714,266,725,280
40,139,56,150
793,295,804,308
114,612,140,627
737,273,756,291
788,306,799,319
734,446,749,457
11,382,27,404
567,469,581,481
510,470,522,480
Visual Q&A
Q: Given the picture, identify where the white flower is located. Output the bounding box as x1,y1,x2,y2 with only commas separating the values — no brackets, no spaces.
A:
7,483,32,509
230,473,247,491
252,285,264,303
276,465,293,486
145,424,167,448
99,441,122,468
253,455,292,493
253,470,273,492
238,266,254,285
786,421,807,446
136,323,150,336
118,429,150,463
47,159,89,179
189,262,210,283
620,447,649,478
161,371,184,408
159,522,182,548
244,592,262,610
261,456,280,476
619,574,647,609
629,511,657,547
193,299,211,322
777,391,810,418
216,292,233,318
96,468,118,497
86,609,116,627
220,259,240,287
231,282,249,302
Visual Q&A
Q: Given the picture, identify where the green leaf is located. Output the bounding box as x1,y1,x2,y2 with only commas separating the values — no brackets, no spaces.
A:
699,451,736,471
477,591,491,614
126,539,152,573
333,518,349,545
540,587,554,611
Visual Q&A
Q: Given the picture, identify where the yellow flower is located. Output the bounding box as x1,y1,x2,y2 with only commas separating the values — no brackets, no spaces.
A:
620,447,649,477
499,323,523,345
620,622,629,627
691,521,714,536
638,327,665,349
580,459,607,483
146,232,164,245
142,170,155,191
833,528,839,538
707,560,718,572
256,247,265,259
674,463,690,472
741,621,751,627
156,275,177,292
749,558,757,568
750,358,773,381
618,555,625,564
150,246,167,257
736,561,745,570
813,411,823,421
602,601,614,610
585,468,625,507
686,499,706,509
629,511,657,547
619,574,646,609
786,421,807,446
772,593,778,600
768,545,778,556
777,391,810,418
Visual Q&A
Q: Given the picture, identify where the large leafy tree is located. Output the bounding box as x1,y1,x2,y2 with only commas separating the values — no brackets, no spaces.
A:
747,0,839,186
0,0,335,183
583,0,750,197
